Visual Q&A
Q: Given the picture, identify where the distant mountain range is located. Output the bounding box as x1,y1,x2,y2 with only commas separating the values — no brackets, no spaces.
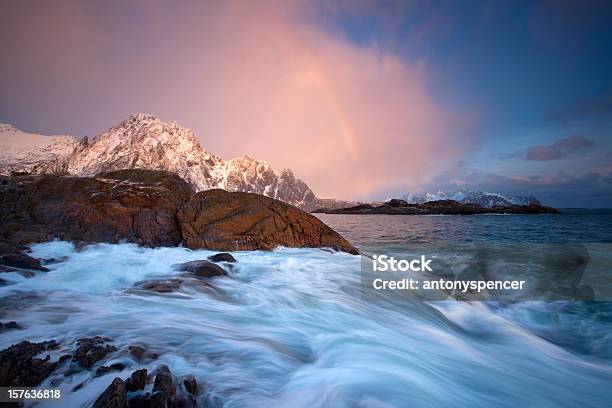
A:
402,190,541,208
0,114,356,211
0,115,545,211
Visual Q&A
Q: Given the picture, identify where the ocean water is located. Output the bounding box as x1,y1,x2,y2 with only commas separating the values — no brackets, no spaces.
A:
1,210,611,407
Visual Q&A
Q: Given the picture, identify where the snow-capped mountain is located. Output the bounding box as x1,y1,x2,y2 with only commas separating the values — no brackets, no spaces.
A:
0,123,77,174
402,189,541,208
0,114,328,209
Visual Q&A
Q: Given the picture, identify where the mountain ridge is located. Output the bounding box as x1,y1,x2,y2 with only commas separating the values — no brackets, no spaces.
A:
0,114,354,211
402,189,541,208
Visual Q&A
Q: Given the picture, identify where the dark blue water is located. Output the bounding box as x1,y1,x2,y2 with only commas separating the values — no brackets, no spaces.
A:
316,209,612,250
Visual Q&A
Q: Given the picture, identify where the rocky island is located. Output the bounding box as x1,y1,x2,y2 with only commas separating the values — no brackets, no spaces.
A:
313,198,559,215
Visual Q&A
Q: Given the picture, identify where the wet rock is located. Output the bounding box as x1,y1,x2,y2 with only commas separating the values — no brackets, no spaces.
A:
182,375,198,395
175,260,226,277
42,256,69,265
96,363,127,377
58,354,72,365
0,242,18,254
208,252,236,263
72,381,85,391
73,337,117,369
153,364,176,402
0,253,48,271
92,377,127,408
126,368,148,391
128,345,146,361
170,394,190,408
142,279,182,293
0,321,22,333
178,189,359,254
0,340,60,386
0,265,35,278
128,391,167,408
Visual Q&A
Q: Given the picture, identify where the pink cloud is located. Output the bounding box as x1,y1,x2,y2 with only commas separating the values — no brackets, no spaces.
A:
0,0,475,200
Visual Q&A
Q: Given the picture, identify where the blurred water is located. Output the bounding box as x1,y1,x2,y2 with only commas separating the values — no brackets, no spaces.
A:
0,209,611,407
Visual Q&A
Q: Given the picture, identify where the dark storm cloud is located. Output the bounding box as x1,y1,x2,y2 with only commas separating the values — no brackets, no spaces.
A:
522,136,595,161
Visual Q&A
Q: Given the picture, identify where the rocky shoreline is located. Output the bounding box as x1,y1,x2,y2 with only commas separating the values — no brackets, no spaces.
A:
313,198,560,215
0,248,246,407
0,169,357,253
0,169,358,406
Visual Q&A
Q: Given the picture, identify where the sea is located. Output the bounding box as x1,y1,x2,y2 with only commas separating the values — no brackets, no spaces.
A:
1,209,611,407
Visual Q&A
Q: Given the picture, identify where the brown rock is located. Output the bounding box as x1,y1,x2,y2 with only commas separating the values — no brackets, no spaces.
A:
1,170,358,253
142,279,183,293
175,260,226,277
28,170,193,247
0,253,48,271
73,337,117,369
127,345,146,361
127,368,148,391
92,377,127,408
182,375,198,395
208,252,236,263
0,340,59,386
95,363,126,377
178,189,358,253
153,364,176,402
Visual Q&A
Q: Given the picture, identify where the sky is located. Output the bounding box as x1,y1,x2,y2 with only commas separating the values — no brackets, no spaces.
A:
1,0,611,207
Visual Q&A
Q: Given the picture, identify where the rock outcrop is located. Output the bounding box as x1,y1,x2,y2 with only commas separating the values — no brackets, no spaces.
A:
178,189,358,253
0,169,358,253
0,340,60,387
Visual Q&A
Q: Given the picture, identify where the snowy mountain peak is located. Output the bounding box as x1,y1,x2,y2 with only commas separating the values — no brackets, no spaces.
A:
0,116,323,209
402,189,542,208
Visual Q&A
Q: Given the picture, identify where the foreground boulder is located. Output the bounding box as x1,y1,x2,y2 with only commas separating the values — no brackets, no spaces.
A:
178,189,358,253
0,170,357,253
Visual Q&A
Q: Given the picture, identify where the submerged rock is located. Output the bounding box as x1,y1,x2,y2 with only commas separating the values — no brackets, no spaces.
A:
178,189,359,253
175,259,227,277
0,253,48,271
142,279,183,293
127,345,146,362
208,252,236,263
0,340,60,386
95,363,127,377
0,320,22,333
73,337,117,369
92,377,127,408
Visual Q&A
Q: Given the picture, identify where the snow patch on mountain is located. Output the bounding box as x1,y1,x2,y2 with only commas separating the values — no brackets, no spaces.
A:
0,123,77,174
402,189,541,208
